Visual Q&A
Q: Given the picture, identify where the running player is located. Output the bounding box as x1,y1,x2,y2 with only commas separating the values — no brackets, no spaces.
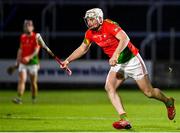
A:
61,8,176,129
12,20,40,104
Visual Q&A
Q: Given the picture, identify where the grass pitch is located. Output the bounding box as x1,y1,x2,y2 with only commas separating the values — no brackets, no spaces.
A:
0,89,179,132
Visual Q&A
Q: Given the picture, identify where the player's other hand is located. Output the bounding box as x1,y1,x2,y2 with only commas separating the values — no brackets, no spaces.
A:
109,56,118,66
60,60,69,69
22,56,31,64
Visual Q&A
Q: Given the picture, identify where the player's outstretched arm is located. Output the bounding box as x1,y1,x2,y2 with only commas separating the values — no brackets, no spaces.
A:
61,42,91,68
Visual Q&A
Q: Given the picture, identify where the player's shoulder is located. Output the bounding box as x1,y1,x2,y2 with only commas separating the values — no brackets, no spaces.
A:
103,19,119,26
20,33,27,40
104,19,114,24
21,33,26,37
85,29,92,38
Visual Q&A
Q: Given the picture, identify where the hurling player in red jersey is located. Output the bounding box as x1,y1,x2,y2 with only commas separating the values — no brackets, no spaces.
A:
61,8,175,129
12,20,41,104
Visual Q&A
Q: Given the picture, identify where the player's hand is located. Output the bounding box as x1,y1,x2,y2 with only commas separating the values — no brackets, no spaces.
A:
7,64,18,75
109,56,118,66
22,56,31,64
60,60,70,69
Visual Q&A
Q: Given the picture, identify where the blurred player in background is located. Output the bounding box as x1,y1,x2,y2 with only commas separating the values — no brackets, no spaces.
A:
12,20,40,104
61,8,176,129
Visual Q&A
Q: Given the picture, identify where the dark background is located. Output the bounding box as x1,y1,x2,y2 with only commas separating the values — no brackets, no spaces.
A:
1,0,180,60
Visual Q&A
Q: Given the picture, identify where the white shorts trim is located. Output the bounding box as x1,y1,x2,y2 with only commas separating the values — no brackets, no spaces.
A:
18,63,40,75
110,54,148,80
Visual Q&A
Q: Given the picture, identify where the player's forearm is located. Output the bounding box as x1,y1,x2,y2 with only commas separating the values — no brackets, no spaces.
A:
66,46,87,63
113,31,130,58
114,38,129,58
16,49,21,64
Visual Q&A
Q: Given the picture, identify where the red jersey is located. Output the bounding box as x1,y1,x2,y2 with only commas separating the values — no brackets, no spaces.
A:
20,32,39,58
20,32,40,64
84,19,139,63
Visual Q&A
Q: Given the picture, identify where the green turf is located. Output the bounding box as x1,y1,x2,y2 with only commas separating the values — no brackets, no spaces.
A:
0,89,179,132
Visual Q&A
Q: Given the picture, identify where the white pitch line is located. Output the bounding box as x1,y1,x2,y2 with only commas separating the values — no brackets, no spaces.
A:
0,115,179,121
0,116,115,120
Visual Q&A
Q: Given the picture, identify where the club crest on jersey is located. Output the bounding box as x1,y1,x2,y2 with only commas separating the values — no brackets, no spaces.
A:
93,34,107,41
114,28,119,32
93,35,103,41
26,39,30,44
103,34,107,38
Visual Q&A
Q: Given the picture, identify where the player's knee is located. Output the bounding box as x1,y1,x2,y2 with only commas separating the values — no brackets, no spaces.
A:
104,84,109,92
144,89,153,98
105,83,115,93
31,81,37,88
19,78,26,84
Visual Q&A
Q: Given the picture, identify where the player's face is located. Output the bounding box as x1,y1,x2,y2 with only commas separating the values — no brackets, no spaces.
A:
24,24,34,33
86,17,100,30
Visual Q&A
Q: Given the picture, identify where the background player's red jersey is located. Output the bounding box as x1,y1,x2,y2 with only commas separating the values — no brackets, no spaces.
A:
20,32,39,58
